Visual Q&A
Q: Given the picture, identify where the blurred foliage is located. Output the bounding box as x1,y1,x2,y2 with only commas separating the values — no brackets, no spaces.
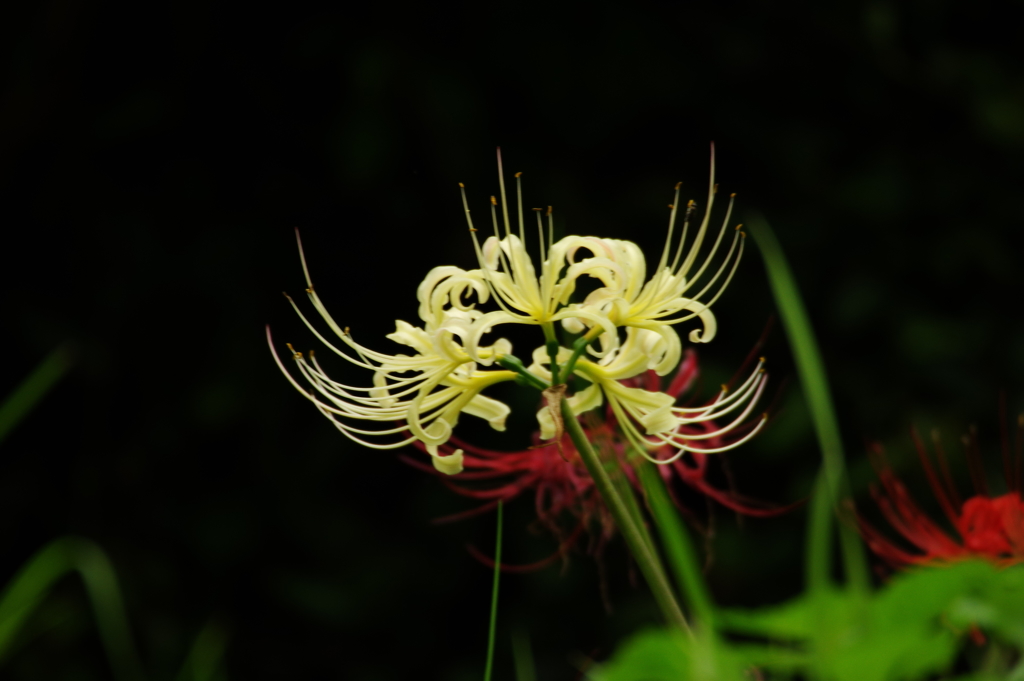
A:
1,0,1022,678
594,561,1024,681
0,536,227,681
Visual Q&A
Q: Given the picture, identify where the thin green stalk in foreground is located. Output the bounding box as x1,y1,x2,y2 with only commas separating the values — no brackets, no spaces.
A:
748,214,869,594
483,501,503,681
0,536,146,681
560,397,690,633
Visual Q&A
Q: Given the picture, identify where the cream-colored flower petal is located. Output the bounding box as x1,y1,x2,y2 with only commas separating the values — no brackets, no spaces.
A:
426,444,465,475
269,231,517,460
462,393,511,431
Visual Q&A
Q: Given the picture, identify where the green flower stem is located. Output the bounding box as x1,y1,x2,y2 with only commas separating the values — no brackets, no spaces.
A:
541,323,561,385
561,329,601,380
560,397,690,633
496,355,550,390
608,459,661,563
636,461,717,633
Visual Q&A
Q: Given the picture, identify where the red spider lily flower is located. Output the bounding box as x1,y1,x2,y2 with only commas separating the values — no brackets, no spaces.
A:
859,412,1024,569
405,348,795,570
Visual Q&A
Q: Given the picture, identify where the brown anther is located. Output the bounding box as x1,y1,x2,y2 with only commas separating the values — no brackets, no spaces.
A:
687,199,695,208
458,182,465,188
514,171,522,178
735,223,743,230
759,356,766,362
721,384,729,393
305,286,314,294
344,326,351,335
674,181,682,190
668,204,675,209
759,368,766,374
490,196,497,206
281,292,293,301
730,192,737,198
713,183,719,194
469,227,478,232
286,343,302,360
532,207,542,212
762,412,769,420
740,232,747,238
546,206,552,216
1018,414,1024,427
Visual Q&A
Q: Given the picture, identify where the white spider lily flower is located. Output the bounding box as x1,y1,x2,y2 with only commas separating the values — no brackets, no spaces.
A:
267,231,517,475
456,152,622,354
541,327,768,465
565,147,747,374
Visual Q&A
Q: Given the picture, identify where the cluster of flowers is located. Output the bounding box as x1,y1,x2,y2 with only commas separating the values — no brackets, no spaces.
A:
406,348,793,565
268,150,766,479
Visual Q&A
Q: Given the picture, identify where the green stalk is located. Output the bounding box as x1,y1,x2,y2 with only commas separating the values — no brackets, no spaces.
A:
541,323,561,385
561,331,600,380
608,461,660,561
636,461,717,632
748,214,869,594
560,397,690,633
483,501,503,681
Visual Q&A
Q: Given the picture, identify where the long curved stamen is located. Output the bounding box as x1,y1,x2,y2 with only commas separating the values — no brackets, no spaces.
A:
675,359,766,418
497,147,513,239
666,416,768,454
669,200,697,275
676,144,717,280
462,184,534,322
675,375,767,438
676,193,737,296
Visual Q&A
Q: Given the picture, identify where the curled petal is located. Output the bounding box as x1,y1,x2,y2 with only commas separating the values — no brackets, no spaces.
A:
426,444,465,475
463,393,512,432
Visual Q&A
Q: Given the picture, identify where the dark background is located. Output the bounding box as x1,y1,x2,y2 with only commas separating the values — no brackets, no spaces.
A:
2,1,1023,679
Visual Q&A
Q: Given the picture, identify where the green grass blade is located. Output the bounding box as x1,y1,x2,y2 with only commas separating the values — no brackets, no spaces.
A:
175,618,228,681
0,537,146,681
483,500,503,681
0,540,73,659
0,344,73,445
747,214,869,594
70,539,148,681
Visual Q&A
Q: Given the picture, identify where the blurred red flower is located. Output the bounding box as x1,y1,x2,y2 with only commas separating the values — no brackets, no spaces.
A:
859,414,1024,568
406,348,794,570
